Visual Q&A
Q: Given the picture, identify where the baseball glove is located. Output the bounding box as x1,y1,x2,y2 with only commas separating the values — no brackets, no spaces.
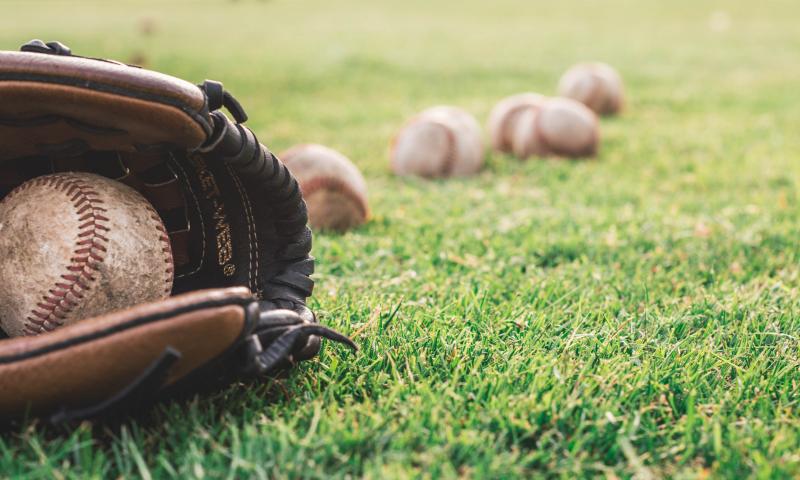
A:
0,40,356,423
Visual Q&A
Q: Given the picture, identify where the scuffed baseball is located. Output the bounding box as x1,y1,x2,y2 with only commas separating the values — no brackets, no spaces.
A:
557,62,624,116
280,144,369,232
537,97,600,157
391,106,484,178
511,97,599,159
510,107,548,159
487,93,546,154
0,172,174,337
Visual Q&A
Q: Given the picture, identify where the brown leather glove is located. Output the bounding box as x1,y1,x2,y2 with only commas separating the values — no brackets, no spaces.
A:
0,40,355,423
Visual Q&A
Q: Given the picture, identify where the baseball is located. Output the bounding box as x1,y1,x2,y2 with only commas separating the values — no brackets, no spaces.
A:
487,93,546,154
0,172,174,337
510,97,599,159
280,144,369,232
391,106,484,178
509,106,548,159
557,62,624,116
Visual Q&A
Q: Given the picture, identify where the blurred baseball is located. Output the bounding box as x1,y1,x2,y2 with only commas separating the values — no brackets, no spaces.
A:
509,107,548,159
532,98,600,157
557,62,624,116
391,106,484,178
280,144,369,232
0,172,174,337
487,93,546,154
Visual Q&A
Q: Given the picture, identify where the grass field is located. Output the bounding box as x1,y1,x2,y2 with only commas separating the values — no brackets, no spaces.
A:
2,0,800,478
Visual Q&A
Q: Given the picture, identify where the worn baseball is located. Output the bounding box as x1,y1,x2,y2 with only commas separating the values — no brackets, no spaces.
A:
509,106,548,159
511,97,599,159
557,62,624,116
487,93,546,154
0,172,174,337
391,106,484,178
280,144,369,232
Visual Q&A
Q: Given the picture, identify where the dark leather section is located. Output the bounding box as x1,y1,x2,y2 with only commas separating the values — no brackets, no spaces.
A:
0,288,252,419
167,115,315,307
217,121,315,304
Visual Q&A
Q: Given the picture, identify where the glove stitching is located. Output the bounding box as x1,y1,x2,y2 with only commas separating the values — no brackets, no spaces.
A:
226,165,259,296
12,175,110,335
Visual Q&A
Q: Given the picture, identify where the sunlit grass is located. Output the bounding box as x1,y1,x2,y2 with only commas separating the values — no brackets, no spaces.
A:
1,0,799,477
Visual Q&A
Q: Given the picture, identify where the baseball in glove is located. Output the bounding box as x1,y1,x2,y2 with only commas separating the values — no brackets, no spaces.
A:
0,40,356,423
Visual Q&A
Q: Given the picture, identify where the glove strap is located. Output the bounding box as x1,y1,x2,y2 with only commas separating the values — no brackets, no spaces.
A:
244,309,356,375
200,80,248,123
20,39,72,56
48,347,182,424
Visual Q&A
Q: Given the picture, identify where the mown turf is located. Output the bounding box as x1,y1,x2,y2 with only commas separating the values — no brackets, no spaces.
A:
1,0,799,478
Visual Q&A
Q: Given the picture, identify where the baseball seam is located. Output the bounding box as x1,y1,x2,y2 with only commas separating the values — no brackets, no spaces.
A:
14,175,110,335
500,103,538,154
299,176,369,222
427,120,458,177
145,204,175,296
390,117,458,178
531,110,550,158
586,72,605,113
536,120,596,158
533,105,597,159
585,69,621,115
570,105,600,157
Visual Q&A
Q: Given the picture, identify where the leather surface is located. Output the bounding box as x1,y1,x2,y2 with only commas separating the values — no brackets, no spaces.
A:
0,82,207,160
0,287,251,418
0,51,204,111
0,50,210,160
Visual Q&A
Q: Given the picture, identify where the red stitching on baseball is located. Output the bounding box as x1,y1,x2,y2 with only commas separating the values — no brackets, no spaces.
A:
299,176,369,221
432,121,457,177
5,175,110,335
531,108,550,158
586,72,605,114
390,116,458,177
501,103,540,154
146,207,174,297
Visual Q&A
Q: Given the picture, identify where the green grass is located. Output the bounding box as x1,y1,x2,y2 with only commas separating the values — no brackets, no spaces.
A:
2,0,800,477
